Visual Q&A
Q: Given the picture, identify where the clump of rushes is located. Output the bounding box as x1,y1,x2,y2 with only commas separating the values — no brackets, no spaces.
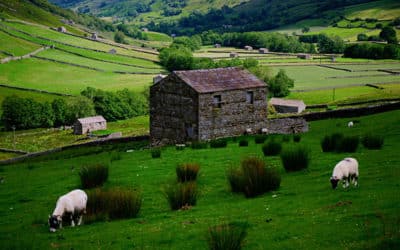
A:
151,148,161,158
165,182,198,210
227,156,280,198
262,140,282,156
254,135,267,144
280,146,310,172
176,163,200,182
86,187,142,222
362,133,384,149
210,139,228,148
206,221,249,250
79,163,109,189
238,139,249,147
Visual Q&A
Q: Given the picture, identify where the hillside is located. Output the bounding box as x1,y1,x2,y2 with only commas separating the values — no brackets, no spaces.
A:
0,110,399,249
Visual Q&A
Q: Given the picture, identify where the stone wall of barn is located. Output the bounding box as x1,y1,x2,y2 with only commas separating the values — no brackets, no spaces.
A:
150,75,199,145
198,87,268,140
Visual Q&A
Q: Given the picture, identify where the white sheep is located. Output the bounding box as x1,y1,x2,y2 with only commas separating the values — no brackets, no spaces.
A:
347,121,354,127
48,189,87,232
330,157,359,189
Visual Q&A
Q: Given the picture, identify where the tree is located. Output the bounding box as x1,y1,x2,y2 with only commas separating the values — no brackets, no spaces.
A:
380,26,398,44
52,99,68,127
302,26,310,33
65,96,96,124
357,33,368,41
114,31,126,44
159,47,193,71
317,34,345,53
268,69,294,97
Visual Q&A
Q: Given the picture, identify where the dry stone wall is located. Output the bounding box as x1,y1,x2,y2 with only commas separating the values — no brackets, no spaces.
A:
266,118,309,134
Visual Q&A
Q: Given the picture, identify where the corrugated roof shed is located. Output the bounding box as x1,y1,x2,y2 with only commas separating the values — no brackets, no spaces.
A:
173,67,266,93
77,115,106,124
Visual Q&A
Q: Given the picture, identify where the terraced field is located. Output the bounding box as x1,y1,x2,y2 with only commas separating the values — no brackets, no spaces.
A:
0,58,153,95
270,64,400,91
0,30,40,56
3,21,159,61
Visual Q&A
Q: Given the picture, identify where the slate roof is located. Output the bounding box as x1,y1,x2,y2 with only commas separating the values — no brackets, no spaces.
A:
173,67,266,93
77,115,106,124
270,98,305,107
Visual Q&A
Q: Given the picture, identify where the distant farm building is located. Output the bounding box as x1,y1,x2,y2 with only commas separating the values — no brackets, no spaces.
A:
259,48,269,54
153,74,166,84
142,28,148,32
230,52,238,58
109,48,117,54
150,67,268,145
297,53,311,60
244,45,253,51
270,98,306,114
214,43,221,48
73,116,107,135
91,33,98,40
57,26,67,33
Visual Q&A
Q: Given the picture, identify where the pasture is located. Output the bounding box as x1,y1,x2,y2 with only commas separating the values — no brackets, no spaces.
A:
0,58,153,95
0,110,399,249
0,30,40,56
3,22,159,61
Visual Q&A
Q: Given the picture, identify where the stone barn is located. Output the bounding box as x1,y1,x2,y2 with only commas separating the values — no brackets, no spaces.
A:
150,67,268,145
73,116,107,135
259,48,269,54
57,26,67,33
270,98,306,114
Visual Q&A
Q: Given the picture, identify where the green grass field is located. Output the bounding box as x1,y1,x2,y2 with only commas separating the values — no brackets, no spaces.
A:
3,22,159,62
0,110,399,249
288,84,400,105
270,64,400,91
0,86,72,111
36,49,162,74
0,30,40,56
0,58,153,95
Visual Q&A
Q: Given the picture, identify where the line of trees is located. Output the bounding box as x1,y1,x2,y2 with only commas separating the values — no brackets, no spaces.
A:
1,88,149,131
1,96,95,130
344,43,400,60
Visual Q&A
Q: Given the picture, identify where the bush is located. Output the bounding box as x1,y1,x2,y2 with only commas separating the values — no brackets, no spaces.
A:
206,222,248,250
336,136,359,153
176,163,200,182
79,164,109,189
362,133,384,149
165,182,198,210
86,188,142,222
238,139,249,147
293,134,301,142
254,135,267,144
210,139,228,148
262,141,282,156
227,156,280,197
151,148,161,158
281,146,310,172
321,133,343,152
282,135,291,142
191,141,208,149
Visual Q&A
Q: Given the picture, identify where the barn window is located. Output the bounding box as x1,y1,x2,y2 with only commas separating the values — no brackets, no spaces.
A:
246,91,254,104
213,95,222,108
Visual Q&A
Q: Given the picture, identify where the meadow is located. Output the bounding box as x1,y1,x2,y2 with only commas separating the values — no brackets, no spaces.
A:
0,30,40,57
0,110,399,249
0,58,153,95
3,21,159,61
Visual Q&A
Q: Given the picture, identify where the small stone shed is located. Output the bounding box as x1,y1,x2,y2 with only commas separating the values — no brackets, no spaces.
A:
259,48,269,54
214,43,221,48
244,45,253,51
270,98,306,114
109,48,117,54
57,26,67,33
91,33,98,40
297,53,311,60
73,116,107,135
230,52,238,58
150,67,268,145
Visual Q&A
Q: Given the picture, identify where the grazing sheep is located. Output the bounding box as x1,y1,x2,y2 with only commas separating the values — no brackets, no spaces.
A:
347,121,354,127
48,189,87,232
330,157,359,189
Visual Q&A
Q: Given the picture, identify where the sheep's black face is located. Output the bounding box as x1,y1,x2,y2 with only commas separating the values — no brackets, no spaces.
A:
48,215,60,232
330,178,339,189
